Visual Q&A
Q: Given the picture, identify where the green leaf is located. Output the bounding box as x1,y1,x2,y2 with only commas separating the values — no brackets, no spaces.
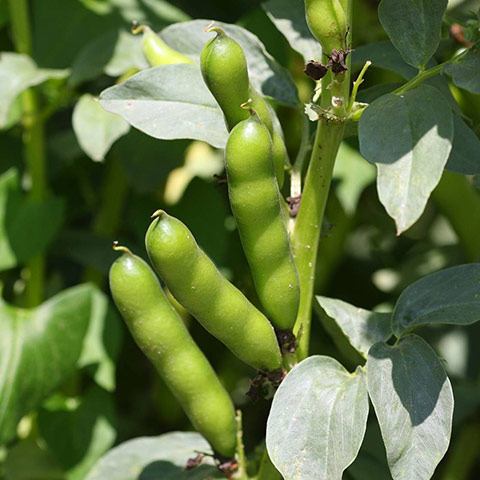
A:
266,356,369,480
85,432,222,479
4,439,64,479
32,0,188,69
446,114,480,175
316,296,392,358
73,94,130,162
100,64,228,148
160,20,299,107
392,263,480,335
77,289,123,392
359,85,453,234
262,0,323,62
0,284,94,445
443,47,480,94
367,335,453,480
352,41,417,79
69,29,148,86
0,53,67,127
378,0,448,68
38,386,116,480
333,142,376,214
0,169,64,271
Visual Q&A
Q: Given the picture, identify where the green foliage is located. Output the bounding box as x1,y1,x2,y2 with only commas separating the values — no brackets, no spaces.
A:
1,0,480,478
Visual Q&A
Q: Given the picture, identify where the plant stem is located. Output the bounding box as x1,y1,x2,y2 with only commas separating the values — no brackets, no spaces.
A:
290,114,312,200
393,44,474,96
291,0,351,360
291,119,345,359
234,411,249,480
9,0,47,307
256,448,281,480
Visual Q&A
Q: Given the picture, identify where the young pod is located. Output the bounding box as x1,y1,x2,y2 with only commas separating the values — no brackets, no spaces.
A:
304,0,347,55
145,211,283,372
201,26,287,187
133,25,193,67
200,25,250,129
225,110,300,331
109,246,236,458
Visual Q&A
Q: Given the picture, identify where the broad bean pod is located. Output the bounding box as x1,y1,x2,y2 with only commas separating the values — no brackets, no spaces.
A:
225,109,300,331
109,245,236,458
133,24,194,67
305,0,347,55
145,210,283,372
200,25,286,187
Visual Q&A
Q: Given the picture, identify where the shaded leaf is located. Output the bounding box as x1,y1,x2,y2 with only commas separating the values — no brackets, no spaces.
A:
443,47,480,94
69,29,147,86
367,335,453,480
392,263,480,335
0,53,67,127
316,296,392,358
73,94,130,162
160,20,299,107
100,64,228,148
77,289,123,392
0,169,64,271
39,386,116,480
85,432,222,479
446,115,480,175
378,0,448,68
0,284,94,444
333,142,376,214
262,0,323,62
359,85,453,234
266,356,369,480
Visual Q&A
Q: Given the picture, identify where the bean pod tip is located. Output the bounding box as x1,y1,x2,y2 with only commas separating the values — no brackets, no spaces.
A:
112,241,132,255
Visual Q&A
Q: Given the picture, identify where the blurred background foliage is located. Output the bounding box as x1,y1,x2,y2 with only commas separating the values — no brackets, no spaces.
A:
0,0,480,478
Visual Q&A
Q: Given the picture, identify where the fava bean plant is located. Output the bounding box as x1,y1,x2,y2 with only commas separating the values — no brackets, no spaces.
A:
1,0,480,479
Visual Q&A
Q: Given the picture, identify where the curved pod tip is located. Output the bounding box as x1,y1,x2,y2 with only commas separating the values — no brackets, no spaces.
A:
205,21,224,36
112,241,133,255
150,209,166,219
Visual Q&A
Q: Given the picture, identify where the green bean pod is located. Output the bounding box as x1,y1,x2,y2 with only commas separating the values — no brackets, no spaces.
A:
200,25,250,129
201,25,286,187
109,246,236,458
145,211,283,372
133,25,194,67
304,0,347,54
225,110,299,331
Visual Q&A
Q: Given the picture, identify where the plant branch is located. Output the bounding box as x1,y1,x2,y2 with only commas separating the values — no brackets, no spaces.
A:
9,0,47,307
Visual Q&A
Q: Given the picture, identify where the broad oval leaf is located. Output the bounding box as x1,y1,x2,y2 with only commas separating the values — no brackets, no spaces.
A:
367,335,453,480
316,296,392,358
266,356,369,480
359,85,453,234
0,52,68,127
160,20,299,107
0,284,94,444
0,169,64,271
443,47,480,95
73,94,130,162
446,115,480,175
262,0,323,62
100,64,228,148
77,289,123,392
85,431,221,480
378,0,448,68
392,263,480,335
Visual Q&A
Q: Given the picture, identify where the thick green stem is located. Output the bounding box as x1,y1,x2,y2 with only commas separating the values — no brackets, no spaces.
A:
291,119,345,360
9,0,47,307
256,448,281,480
